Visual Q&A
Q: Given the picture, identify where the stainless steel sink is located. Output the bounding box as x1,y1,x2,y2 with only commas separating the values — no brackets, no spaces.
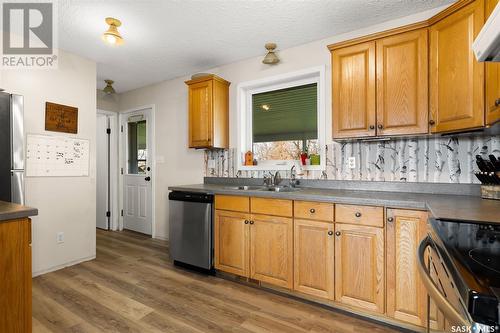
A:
225,185,266,191
264,186,300,192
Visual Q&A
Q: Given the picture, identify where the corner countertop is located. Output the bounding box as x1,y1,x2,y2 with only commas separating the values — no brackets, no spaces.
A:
0,201,38,222
168,184,500,224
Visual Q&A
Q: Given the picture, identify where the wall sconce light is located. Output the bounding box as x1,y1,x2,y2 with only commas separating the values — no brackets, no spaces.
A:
262,43,280,65
102,17,124,45
103,79,116,95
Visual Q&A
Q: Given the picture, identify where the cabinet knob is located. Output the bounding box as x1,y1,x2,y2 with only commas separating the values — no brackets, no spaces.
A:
387,217,394,223
328,231,333,236
429,120,435,126
244,220,249,224
496,98,500,107
249,220,254,225
355,212,362,218
369,125,375,130
335,231,341,237
377,124,383,130
309,208,316,214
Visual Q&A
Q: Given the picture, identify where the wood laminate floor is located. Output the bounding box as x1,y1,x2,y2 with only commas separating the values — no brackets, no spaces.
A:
32,229,401,333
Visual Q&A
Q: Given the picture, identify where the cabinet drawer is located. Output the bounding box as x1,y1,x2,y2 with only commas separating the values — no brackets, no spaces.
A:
294,201,334,222
251,197,293,217
335,204,384,227
215,195,249,212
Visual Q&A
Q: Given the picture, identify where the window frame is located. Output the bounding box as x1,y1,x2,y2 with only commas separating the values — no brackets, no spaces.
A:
237,66,326,171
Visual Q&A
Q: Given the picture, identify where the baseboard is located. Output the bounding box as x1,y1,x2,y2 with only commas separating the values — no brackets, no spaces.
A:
153,235,168,241
32,254,96,277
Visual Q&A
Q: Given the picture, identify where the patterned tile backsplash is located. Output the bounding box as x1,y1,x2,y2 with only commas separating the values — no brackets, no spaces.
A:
204,135,500,184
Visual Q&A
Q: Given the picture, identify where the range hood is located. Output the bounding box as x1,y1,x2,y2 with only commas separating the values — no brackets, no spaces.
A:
473,1,500,62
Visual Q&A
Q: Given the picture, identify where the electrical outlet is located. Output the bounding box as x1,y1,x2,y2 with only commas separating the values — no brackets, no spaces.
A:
348,157,356,169
57,232,64,244
207,159,216,169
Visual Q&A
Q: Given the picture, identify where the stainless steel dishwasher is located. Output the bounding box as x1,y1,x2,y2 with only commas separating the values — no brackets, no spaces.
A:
168,191,213,271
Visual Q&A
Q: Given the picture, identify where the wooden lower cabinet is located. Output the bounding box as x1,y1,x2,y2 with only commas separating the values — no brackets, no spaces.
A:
293,219,334,299
334,223,385,314
214,210,250,277
386,209,428,326
250,214,293,289
0,218,32,333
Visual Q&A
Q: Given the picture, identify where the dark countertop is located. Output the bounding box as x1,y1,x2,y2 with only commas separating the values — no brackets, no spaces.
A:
168,184,500,224
0,201,38,222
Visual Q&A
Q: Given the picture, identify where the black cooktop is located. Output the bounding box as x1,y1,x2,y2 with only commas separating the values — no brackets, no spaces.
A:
429,218,500,326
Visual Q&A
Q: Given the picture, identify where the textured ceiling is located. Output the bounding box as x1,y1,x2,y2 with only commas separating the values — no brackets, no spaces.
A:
58,0,455,93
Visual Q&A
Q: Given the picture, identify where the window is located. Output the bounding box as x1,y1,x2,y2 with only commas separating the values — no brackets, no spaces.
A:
238,67,325,170
127,120,147,174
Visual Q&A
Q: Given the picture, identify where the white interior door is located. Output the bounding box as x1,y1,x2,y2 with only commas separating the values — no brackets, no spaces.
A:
122,109,152,235
96,114,109,230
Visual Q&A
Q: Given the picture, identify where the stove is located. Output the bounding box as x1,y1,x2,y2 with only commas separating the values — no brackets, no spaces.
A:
426,218,500,332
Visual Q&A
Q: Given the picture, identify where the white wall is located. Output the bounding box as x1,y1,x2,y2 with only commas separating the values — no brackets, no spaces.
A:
118,5,450,240
1,50,97,276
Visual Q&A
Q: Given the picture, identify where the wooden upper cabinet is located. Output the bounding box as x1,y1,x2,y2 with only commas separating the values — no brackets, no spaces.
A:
186,75,230,149
386,209,428,327
376,29,429,136
429,0,485,133
486,0,500,125
332,41,376,138
250,214,293,289
334,223,385,314
214,210,249,277
293,219,335,299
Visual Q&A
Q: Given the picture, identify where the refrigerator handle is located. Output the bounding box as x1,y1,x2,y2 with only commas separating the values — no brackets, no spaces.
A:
11,94,24,170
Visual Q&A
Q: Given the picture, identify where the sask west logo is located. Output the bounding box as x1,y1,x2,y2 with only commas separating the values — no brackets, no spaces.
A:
2,2,57,68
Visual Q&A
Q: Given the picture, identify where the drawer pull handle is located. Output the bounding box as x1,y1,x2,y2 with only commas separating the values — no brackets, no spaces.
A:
387,217,394,223
335,231,341,237
355,212,362,218
309,208,316,214
244,220,249,224
328,231,333,236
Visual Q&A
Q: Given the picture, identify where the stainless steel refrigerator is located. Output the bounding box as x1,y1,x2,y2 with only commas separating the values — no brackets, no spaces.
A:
0,92,24,204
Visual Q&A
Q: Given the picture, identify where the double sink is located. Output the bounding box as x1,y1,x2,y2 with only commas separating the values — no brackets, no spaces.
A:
225,185,300,193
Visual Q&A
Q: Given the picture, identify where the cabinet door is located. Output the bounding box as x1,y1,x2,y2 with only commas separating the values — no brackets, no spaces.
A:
386,209,428,326
376,29,429,136
332,42,376,138
294,219,334,299
486,0,500,125
430,0,485,133
188,80,213,148
250,214,293,289
334,223,384,313
0,218,31,333
214,210,249,277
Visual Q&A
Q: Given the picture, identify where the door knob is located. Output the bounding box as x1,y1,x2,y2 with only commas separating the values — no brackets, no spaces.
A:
249,220,254,225
369,125,375,130
335,231,341,237
244,220,249,224
355,212,362,218
496,98,500,107
387,217,394,223
145,176,151,181
429,120,435,126
309,208,316,214
328,231,333,236
377,124,383,130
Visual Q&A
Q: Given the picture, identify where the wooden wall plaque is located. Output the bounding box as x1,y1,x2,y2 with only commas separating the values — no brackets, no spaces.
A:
45,102,78,134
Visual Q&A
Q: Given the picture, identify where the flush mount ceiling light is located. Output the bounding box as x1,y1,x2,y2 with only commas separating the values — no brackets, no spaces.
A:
262,43,280,65
103,79,116,95
102,17,123,45
261,104,271,111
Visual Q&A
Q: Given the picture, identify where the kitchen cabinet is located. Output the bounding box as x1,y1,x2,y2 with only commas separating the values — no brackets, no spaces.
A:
0,218,32,333
186,75,230,149
429,0,485,133
486,0,500,125
332,41,376,138
335,204,384,227
376,29,429,136
386,209,428,326
334,223,385,314
214,210,250,277
294,219,335,299
250,214,293,289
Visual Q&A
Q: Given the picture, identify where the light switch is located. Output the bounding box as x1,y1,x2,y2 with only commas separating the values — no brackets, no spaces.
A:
348,157,356,169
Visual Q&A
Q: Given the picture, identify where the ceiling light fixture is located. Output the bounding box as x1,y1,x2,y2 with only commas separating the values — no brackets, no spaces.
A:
261,104,270,111
103,79,116,95
102,17,123,45
262,43,279,65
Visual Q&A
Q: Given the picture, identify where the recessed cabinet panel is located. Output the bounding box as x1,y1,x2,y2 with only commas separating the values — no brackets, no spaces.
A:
429,0,485,133
376,29,429,136
334,223,385,313
332,42,376,138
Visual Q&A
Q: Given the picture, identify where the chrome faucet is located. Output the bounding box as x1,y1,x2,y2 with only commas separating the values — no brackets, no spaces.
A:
263,171,282,187
273,171,282,186
290,165,299,187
